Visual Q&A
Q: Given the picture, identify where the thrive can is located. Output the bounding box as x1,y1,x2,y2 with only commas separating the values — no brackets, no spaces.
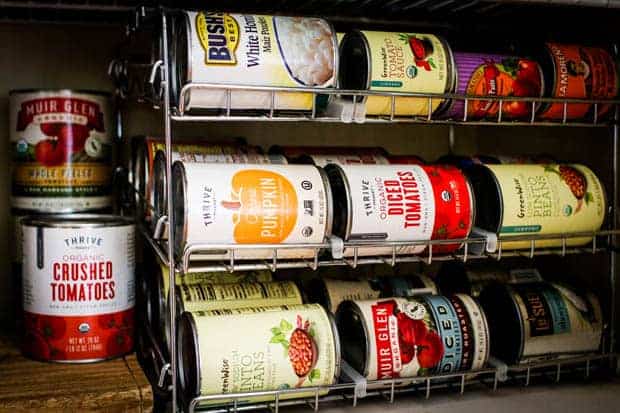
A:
171,11,337,112
177,304,340,406
479,282,602,364
172,163,332,260
21,215,135,362
339,31,455,117
465,164,606,249
325,164,474,257
10,90,113,212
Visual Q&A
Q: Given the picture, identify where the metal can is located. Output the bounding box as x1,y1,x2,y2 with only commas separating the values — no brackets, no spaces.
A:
444,52,544,120
177,304,340,406
172,162,332,260
479,282,603,364
387,155,426,165
325,164,474,256
536,43,618,121
171,11,338,112
381,274,439,297
464,164,606,249
271,145,390,166
338,31,455,117
10,90,113,212
21,215,135,362
305,278,382,313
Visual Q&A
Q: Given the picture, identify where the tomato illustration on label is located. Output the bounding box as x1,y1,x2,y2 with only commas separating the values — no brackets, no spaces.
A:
399,33,436,72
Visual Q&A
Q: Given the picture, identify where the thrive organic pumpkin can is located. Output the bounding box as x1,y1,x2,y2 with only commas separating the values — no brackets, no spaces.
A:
325,164,473,257
21,215,135,362
10,90,113,212
177,304,340,406
172,163,332,260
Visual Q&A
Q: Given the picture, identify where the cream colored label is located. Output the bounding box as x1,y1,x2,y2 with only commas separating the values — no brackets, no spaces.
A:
323,280,380,312
362,31,450,116
454,294,489,370
490,164,605,249
193,304,337,403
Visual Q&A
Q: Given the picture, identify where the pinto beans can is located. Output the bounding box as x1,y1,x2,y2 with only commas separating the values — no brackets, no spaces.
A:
465,164,606,249
339,31,455,117
479,282,602,364
10,90,113,212
325,164,474,257
172,162,332,260
177,304,340,406
171,11,337,112
21,215,135,362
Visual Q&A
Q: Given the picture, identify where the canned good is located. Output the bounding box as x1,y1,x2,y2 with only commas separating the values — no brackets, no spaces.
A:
437,153,556,169
172,163,332,260
270,146,390,166
177,304,340,406
325,164,474,256
536,43,618,120
479,282,603,364
381,274,438,297
444,52,543,120
335,295,488,381
465,164,606,249
21,215,135,362
171,11,338,112
339,31,455,117
387,155,426,165
305,278,382,313
10,90,113,212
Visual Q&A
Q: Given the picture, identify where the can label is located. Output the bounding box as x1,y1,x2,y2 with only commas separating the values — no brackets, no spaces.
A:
10,91,113,212
308,154,389,167
489,164,605,248
388,274,438,297
193,304,337,401
322,280,380,312
424,296,463,373
361,31,451,116
451,294,489,371
187,12,336,110
22,223,135,361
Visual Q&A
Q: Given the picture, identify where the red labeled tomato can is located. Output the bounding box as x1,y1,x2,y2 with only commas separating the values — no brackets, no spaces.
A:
325,164,474,257
21,215,135,362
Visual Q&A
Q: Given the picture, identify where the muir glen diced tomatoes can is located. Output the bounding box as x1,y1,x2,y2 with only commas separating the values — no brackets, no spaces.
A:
325,164,474,257
21,215,135,362
10,90,113,213
172,163,332,260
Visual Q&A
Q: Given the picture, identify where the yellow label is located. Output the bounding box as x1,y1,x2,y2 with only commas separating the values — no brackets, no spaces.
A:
197,12,240,65
193,304,337,404
362,31,450,116
14,163,111,186
490,164,605,249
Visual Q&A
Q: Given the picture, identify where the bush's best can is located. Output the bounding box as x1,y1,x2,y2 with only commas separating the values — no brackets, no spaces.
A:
177,304,340,406
21,215,135,362
172,163,332,260
10,90,113,212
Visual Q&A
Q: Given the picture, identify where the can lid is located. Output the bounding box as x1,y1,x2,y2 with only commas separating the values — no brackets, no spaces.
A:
21,214,133,228
323,164,351,240
335,300,369,377
172,162,188,259
177,312,201,402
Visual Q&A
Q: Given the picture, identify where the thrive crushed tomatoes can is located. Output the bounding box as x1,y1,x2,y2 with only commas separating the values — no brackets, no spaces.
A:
171,11,337,112
21,215,135,362
10,90,113,212
444,52,544,120
325,164,474,256
305,278,382,313
177,304,340,406
335,296,488,381
465,164,606,249
339,31,455,117
172,163,332,260
479,282,602,364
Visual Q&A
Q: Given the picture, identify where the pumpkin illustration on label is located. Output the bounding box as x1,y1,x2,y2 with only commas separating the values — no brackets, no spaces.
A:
545,165,592,213
221,170,299,243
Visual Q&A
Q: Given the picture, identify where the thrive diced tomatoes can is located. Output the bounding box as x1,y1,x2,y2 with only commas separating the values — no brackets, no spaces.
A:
10,90,113,213
172,163,332,260
177,304,340,407
21,215,135,362
325,164,474,256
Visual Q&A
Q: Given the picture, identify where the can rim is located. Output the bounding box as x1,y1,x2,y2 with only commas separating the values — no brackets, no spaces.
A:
327,311,343,380
172,162,189,259
152,150,168,220
9,89,112,96
21,214,134,228
337,300,370,378
318,166,335,238
178,312,201,400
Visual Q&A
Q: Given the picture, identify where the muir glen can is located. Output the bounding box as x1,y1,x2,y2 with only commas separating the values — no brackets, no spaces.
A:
172,163,332,260
177,304,340,406
21,215,135,362
325,164,474,257
10,90,113,212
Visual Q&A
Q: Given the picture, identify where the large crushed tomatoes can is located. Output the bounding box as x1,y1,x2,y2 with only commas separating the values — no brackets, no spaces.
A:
479,282,602,364
172,163,332,260
444,52,544,120
325,164,474,257
339,31,455,117
10,90,113,212
536,43,618,120
465,164,606,249
177,304,340,406
21,215,135,362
